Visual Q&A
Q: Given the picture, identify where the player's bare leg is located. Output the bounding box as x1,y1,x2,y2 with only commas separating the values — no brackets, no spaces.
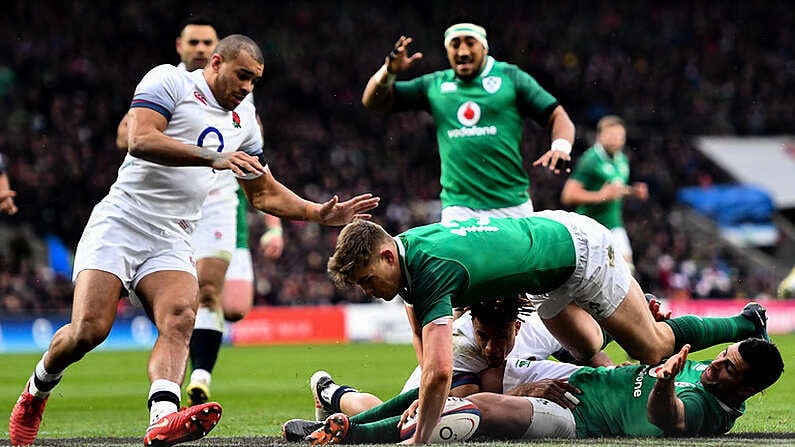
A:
541,304,605,364
598,278,675,364
137,271,198,416
10,270,121,446
137,270,222,447
47,270,123,370
221,278,253,322
188,257,229,405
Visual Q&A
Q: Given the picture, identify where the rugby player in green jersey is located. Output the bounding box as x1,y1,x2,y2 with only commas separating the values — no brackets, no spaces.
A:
362,20,575,224
561,115,648,268
292,337,782,443
326,212,770,444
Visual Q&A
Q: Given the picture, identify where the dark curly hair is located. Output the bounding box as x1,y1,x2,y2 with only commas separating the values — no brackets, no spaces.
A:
468,294,534,327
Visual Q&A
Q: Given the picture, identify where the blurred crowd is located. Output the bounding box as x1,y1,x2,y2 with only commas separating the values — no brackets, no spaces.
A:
1,1,792,314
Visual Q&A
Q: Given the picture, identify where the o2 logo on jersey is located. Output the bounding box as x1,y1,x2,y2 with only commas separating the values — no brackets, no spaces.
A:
457,101,481,127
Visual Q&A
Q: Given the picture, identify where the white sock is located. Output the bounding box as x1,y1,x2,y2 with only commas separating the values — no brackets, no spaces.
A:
148,379,181,424
29,352,63,398
194,307,225,331
319,383,341,405
149,401,179,425
190,368,212,386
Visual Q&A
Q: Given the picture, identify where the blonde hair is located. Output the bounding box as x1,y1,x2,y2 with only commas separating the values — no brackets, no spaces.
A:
596,115,625,135
327,220,391,288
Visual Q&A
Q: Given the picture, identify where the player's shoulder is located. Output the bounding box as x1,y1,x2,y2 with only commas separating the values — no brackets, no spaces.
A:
234,95,259,122
491,59,532,79
144,63,185,78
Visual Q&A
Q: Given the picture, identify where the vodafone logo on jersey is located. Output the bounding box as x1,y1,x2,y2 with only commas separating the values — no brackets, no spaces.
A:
457,102,481,126
448,101,497,139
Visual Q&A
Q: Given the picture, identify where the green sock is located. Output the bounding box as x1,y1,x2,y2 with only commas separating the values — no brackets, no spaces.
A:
345,416,403,444
352,388,419,423
343,388,419,444
664,314,755,352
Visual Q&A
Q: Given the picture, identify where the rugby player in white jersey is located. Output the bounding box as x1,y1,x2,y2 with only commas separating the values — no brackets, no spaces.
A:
9,34,378,447
115,17,285,409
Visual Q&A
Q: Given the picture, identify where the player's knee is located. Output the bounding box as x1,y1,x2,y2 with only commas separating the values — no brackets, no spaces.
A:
223,309,246,322
222,302,251,322
198,282,221,306
158,303,197,336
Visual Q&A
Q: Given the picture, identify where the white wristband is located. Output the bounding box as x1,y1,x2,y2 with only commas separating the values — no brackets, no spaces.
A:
375,64,396,87
550,138,572,155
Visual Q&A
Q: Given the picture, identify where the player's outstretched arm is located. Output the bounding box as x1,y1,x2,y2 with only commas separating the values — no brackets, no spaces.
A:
647,344,690,434
239,166,379,226
362,35,422,112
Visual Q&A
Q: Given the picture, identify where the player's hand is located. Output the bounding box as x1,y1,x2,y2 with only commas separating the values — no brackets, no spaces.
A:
598,182,625,201
397,399,420,430
0,190,18,215
532,149,571,174
657,344,690,381
385,36,423,74
210,151,266,178
505,379,582,409
632,182,649,200
316,193,380,226
648,297,672,322
259,227,284,259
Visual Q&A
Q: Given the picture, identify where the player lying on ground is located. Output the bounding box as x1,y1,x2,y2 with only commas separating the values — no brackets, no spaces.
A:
308,294,651,421
285,337,782,443
327,212,770,444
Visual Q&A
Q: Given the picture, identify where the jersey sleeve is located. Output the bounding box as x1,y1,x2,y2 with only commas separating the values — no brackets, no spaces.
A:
0,153,6,174
393,73,433,112
130,64,186,121
503,64,559,127
679,388,735,435
409,257,469,327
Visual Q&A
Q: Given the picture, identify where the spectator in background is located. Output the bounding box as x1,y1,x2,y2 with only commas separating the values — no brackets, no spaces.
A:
561,115,647,270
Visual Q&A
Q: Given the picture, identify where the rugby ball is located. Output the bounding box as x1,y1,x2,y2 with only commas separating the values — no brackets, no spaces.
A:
399,397,481,443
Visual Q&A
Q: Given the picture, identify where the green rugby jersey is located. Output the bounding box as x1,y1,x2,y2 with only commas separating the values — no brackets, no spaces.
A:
569,144,630,229
570,360,743,437
395,216,575,326
393,56,559,210
235,187,249,249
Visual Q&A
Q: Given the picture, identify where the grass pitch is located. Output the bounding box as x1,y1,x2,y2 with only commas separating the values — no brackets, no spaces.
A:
1,335,793,446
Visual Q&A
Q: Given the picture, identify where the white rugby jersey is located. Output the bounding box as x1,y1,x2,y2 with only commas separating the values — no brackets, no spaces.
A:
501,357,581,393
105,64,263,235
452,310,567,374
177,63,252,208
401,310,568,392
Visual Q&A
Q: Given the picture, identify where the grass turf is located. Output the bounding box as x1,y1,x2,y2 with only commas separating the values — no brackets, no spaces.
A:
1,334,793,445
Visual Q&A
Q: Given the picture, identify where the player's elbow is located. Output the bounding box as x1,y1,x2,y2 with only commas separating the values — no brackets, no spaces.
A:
127,136,149,158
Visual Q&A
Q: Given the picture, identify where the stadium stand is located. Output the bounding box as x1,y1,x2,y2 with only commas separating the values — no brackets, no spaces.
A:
0,1,793,313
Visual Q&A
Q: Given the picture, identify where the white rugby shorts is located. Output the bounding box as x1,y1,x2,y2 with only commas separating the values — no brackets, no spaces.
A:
192,195,238,262
225,247,254,282
72,201,196,307
527,210,632,320
520,397,576,439
610,226,633,259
